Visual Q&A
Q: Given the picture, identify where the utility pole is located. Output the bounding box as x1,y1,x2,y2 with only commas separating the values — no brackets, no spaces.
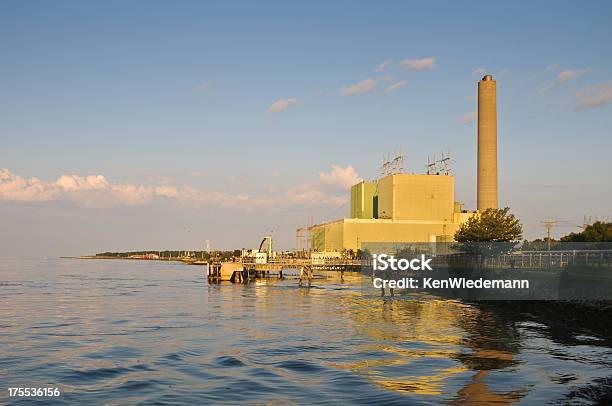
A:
541,220,558,251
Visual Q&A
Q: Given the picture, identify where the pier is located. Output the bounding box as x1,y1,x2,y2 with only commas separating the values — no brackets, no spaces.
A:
207,257,362,284
208,249,612,284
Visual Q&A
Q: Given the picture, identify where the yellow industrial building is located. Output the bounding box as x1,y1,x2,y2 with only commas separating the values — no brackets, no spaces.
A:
307,74,498,252
310,173,474,252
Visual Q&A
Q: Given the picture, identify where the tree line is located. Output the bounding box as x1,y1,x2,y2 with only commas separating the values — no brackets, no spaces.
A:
96,250,242,260
455,208,611,252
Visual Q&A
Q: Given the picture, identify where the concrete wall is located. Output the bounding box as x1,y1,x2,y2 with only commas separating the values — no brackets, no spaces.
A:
343,219,462,250
377,174,454,221
311,226,326,252
376,176,394,219
310,220,344,252
310,218,472,252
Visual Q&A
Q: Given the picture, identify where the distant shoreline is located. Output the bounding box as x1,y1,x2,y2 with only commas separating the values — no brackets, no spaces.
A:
59,256,201,264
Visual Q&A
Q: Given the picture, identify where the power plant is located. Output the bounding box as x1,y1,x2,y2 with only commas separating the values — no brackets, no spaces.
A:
302,75,500,252
477,74,498,210
308,171,474,251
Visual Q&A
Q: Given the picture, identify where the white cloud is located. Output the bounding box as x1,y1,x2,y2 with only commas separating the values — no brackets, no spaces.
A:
538,67,592,94
340,78,377,96
0,169,58,202
284,183,346,207
462,111,477,123
278,165,362,208
0,168,245,208
384,80,407,93
557,68,591,83
318,165,362,189
0,166,362,210
577,82,612,110
154,185,179,198
399,57,436,71
267,98,299,113
376,60,393,72
472,67,486,76
56,174,108,191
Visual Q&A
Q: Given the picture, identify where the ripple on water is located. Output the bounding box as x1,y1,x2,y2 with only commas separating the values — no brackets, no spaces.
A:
109,319,130,324
255,343,338,357
117,379,156,391
215,355,245,367
83,346,143,360
277,359,325,373
174,364,217,380
64,366,132,384
31,322,76,329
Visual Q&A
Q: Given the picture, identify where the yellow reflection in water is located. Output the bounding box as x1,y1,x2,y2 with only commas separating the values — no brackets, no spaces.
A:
328,284,525,402
213,273,527,402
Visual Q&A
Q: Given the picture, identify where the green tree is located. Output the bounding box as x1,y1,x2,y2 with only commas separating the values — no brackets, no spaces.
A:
521,238,559,251
454,208,523,256
560,221,612,242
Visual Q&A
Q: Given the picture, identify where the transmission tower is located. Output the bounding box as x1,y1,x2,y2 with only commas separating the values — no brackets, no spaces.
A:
438,149,454,175
380,147,405,178
425,149,453,175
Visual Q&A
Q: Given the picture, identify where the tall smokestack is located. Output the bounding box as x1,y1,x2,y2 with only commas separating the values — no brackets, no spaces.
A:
477,74,498,211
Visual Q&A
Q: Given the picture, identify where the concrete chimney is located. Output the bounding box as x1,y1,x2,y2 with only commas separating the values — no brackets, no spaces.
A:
477,74,498,211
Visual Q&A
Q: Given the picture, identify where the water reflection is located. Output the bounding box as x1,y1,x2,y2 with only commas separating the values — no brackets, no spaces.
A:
1,260,611,404
331,295,527,402
452,307,525,404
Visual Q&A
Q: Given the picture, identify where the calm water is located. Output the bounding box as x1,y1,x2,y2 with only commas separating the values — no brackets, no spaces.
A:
1,259,612,405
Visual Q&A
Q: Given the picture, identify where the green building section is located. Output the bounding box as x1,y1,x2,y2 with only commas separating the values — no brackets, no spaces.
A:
350,181,377,219
351,178,466,221
310,174,475,252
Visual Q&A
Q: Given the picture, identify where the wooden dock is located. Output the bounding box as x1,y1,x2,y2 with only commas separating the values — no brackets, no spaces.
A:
207,258,362,284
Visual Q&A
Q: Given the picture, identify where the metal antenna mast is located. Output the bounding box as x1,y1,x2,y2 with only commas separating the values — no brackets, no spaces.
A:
380,147,405,177
425,149,453,175
438,148,453,175
426,154,436,175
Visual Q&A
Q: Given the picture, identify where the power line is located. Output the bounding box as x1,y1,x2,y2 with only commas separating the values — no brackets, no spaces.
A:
540,220,558,251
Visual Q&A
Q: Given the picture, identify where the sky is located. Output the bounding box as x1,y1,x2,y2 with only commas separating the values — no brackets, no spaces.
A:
1,1,612,257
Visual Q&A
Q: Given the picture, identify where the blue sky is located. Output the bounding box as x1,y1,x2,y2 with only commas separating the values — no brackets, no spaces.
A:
1,1,611,256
